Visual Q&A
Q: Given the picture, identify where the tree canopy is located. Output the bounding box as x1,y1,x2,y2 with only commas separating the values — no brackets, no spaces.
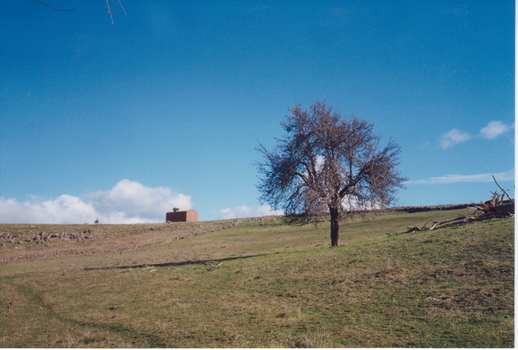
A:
257,100,406,246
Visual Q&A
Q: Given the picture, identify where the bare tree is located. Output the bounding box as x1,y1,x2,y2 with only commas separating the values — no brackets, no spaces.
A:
257,100,406,247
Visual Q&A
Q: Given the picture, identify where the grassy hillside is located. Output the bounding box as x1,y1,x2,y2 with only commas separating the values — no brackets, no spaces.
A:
1,208,514,347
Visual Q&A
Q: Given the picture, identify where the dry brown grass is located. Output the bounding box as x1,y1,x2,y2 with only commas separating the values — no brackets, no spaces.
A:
1,210,513,347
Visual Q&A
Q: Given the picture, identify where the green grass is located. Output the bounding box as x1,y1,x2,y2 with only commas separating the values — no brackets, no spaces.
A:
1,209,514,347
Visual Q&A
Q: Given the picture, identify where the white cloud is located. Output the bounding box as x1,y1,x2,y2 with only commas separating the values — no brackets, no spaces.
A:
406,168,514,185
438,121,513,149
86,179,192,223
218,204,283,220
439,128,472,149
0,180,193,224
479,121,513,140
0,195,97,224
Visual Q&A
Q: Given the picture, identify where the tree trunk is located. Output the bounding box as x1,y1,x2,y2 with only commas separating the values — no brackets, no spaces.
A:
330,207,340,247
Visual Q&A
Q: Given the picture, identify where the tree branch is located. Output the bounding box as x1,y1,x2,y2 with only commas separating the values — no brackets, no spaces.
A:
492,175,514,203
33,0,76,11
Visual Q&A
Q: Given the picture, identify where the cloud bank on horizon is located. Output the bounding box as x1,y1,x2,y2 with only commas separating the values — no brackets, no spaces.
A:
0,179,283,224
0,180,192,224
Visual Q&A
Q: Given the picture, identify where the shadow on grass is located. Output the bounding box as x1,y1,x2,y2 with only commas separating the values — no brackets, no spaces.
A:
83,253,273,271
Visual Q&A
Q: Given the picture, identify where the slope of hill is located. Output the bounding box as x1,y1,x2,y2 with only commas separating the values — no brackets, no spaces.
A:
1,208,513,347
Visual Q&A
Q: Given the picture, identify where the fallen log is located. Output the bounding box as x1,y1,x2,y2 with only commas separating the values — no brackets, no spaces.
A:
428,211,511,230
427,216,469,230
385,200,513,237
386,185,514,237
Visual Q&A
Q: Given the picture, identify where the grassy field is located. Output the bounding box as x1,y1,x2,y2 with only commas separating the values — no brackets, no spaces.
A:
1,208,514,347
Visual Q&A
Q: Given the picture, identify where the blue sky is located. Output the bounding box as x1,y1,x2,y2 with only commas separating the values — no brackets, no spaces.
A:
0,1,514,223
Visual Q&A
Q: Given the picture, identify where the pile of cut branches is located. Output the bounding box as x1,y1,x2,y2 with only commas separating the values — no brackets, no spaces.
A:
387,176,514,236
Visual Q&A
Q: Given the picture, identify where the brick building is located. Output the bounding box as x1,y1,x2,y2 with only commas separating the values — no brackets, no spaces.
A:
166,209,198,222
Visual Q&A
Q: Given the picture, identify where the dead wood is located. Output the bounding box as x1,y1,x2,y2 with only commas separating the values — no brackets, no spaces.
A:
492,175,514,204
386,186,514,236
427,216,471,230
